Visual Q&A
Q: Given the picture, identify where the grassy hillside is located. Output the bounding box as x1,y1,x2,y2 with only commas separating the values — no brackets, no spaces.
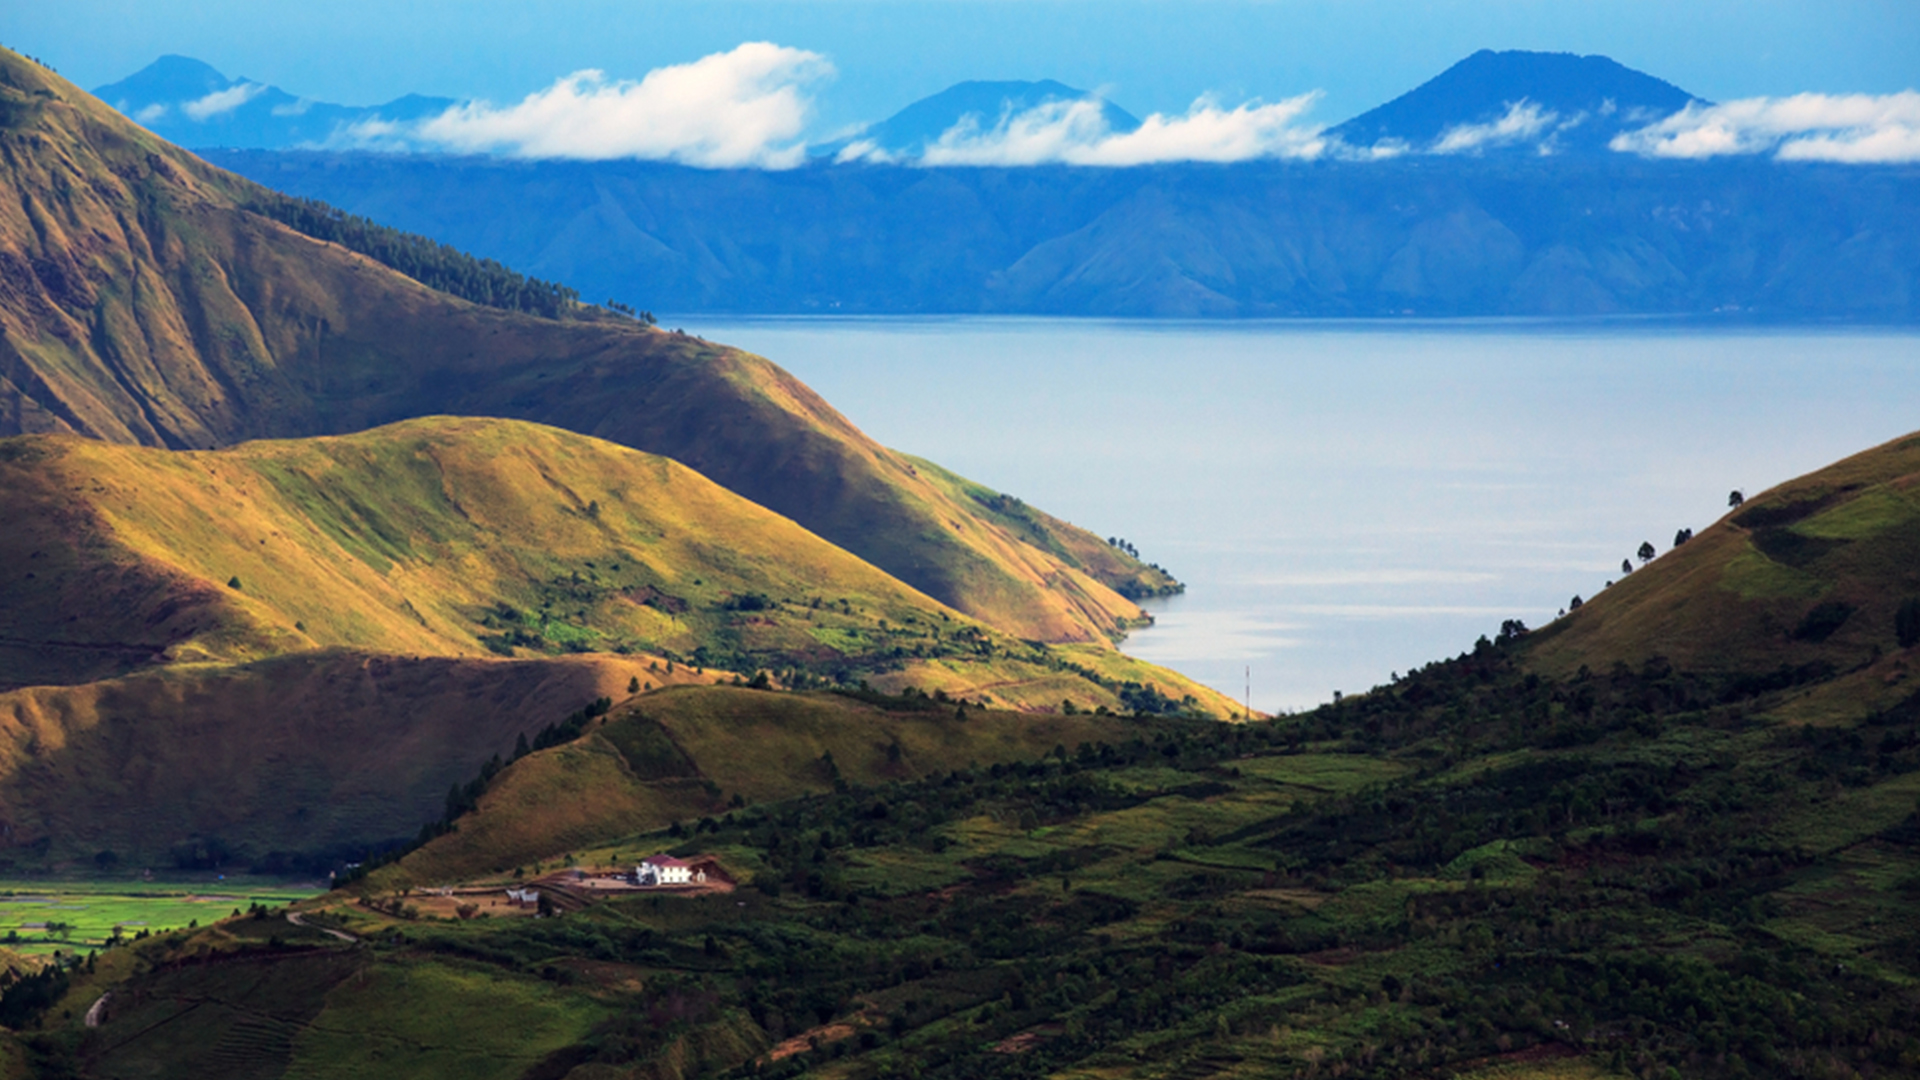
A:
13,430,1907,1079
23,608,1920,1079
0,46,1169,645
0,417,1234,712
369,685,1139,888
0,416,969,684
1528,429,1920,697
0,650,682,869
0,415,1236,869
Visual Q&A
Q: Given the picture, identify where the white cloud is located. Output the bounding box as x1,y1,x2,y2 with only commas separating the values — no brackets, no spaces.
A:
132,103,166,124
1611,92,1920,163
403,42,830,167
182,82,265,121
914,92,1328,166
1431,100,1557,155
833,138,895,164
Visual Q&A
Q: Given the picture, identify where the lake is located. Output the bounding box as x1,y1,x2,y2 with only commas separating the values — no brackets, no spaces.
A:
687,317,1920,713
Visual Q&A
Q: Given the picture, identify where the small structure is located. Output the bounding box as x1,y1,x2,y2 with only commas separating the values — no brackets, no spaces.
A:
634,854,694,887
505,888,540,907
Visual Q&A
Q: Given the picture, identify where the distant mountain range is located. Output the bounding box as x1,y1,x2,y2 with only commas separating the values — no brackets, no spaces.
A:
833,79,1142,159
90,49,1920,321
93,53,454,150
207,150,1920,320
100,49,1696,159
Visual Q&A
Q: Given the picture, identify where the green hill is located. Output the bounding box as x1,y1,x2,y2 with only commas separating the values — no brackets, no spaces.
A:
0,45,1171,646
1527,428,1920,725
369,685,1142,889
0,416,1237,869
17,428,1914,1080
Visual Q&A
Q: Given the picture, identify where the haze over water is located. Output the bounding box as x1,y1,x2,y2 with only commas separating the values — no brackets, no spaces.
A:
691,318,1920,713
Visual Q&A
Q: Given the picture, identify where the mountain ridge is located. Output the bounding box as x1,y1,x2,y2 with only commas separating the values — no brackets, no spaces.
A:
0,414,1237,868
841,79,1142,159
91,53,454,151
0,45,1177,643
208,148,1920,320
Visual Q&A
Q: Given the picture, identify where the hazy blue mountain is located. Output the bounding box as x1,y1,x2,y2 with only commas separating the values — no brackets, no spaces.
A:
206,149,1920,321
841,79,1141,158
94,55,454,149
1328,49,1702,155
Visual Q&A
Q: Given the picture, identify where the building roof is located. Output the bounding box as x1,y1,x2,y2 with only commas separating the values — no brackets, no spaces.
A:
640,854,689,867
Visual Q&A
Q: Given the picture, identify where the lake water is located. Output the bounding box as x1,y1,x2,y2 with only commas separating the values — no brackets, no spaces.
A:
687,318,1920,713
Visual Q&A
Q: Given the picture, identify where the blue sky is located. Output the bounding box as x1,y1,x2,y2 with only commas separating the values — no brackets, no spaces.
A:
7,0,1916,134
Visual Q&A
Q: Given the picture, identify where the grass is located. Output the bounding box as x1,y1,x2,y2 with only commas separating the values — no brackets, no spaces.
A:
0,38,1179,656
283,960,606,1080
373,686,1144,887
32,634,1920,1079
0,880,319,955
1529,426,1920,682
0,417,1232,872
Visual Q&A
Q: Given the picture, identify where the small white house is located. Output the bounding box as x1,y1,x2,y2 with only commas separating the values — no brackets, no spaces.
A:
635,855,693,886
505,888,539,907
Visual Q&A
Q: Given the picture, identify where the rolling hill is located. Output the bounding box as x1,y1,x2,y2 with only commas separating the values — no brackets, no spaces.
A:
1527,427,1920,713
25,429,1920,1080
0,45,1175,645
367,684,1142,888
0,416,1238,868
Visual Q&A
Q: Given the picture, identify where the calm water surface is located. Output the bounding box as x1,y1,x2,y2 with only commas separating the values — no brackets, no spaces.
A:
688,318,1920,712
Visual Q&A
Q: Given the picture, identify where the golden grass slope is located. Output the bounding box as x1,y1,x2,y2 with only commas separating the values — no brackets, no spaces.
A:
0,416,974,686
0,416,1237,720
1528,428,1920,681
0,46,1166,645
0,415,1237,865
376,685,1139,888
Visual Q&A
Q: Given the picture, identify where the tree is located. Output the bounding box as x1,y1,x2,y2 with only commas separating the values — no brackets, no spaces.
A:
1621,559,1633,575
1898,598,1920,649
1673,527,1694,547
1728,490,1745,508
1569,595,1583,611
1637,541,1657,565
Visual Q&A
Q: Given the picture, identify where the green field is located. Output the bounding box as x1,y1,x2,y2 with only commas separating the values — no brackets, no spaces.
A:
0,881,320,955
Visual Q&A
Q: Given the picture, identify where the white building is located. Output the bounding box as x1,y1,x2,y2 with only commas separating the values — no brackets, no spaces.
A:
635,855,694,886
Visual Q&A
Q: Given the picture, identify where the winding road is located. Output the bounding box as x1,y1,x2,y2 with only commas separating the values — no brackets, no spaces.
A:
286,910,357,943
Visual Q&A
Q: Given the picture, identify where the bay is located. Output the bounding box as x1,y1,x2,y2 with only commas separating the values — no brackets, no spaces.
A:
687,317,1920,713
